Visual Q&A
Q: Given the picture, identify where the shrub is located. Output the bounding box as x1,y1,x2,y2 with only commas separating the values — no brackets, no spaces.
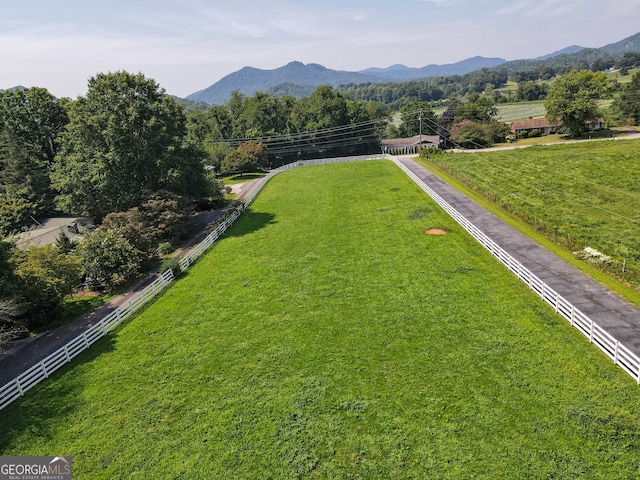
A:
100,190,193,255
160,257,181,277
485,121,512,143
451,121,492,148
157,242,173,255
78,230,141,291
13,245,82,326
419,146,441,159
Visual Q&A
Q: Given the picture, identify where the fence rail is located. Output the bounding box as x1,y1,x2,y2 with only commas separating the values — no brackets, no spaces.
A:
3,153,639,411
0,268,176,410
389,157,640,384
0,154,388,411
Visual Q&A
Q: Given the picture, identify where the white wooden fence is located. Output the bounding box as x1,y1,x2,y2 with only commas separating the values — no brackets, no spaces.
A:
0,154,387,411
0,268,176,410
388,156,640,383
2,153,639,412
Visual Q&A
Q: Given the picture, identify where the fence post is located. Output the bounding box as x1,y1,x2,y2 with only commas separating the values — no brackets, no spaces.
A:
570,305,575,326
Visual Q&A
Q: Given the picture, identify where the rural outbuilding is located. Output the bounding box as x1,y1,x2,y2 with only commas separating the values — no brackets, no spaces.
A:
381,135,441,155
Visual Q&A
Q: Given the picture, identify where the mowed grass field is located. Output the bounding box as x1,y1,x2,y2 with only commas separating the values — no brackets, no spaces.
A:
496,101,546,122
3,161,640,478
424,139,640,292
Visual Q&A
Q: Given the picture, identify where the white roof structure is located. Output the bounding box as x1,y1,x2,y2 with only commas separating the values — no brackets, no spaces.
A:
10,217,94,249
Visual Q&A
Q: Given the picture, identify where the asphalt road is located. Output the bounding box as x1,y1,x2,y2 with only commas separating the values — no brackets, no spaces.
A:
3,157,640,387
0,207,230,386
398,155,640,357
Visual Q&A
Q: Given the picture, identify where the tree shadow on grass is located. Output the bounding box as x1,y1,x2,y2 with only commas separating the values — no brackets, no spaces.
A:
227,172,266,182
222,210,277,239
0,335,117,452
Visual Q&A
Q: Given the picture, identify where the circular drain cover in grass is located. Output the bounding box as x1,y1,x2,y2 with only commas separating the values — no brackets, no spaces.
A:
425,228,447,235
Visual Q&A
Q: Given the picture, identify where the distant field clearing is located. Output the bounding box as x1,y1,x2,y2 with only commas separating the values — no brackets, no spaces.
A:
496,101,546,122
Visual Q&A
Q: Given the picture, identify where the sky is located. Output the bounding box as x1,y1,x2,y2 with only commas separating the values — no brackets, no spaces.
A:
1,0,640,99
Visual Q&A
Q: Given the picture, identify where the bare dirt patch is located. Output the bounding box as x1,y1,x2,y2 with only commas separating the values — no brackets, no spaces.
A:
425,228,447,235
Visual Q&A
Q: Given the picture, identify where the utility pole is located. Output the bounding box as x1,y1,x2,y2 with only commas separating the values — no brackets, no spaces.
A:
418,109,423,152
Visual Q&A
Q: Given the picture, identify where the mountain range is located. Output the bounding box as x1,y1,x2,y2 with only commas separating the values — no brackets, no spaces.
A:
187,57,511,105
187,31,640,105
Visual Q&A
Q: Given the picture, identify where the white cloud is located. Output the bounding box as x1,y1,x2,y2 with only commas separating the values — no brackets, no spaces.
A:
1,0,639,98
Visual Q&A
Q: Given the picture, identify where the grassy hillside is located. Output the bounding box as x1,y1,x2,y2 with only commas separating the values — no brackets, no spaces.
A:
424,139,640,294
2,161,640,478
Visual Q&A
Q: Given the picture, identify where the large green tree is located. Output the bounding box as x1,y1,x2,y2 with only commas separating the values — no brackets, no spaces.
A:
0,87,69,232
292,86,349,131
221,141,267,176
51,71,211,219
545,70,610,137
612,71,640,125
455,95,498,123
0,88,68,166
234,91,296,138
0,132,40,233
398,101,437,137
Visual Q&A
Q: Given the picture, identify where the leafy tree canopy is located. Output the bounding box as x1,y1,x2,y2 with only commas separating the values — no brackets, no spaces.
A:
0,88,69,231
221,141,267,176
398,101,437,137
0,87,68,166
612,71,640,125
455,95,498,123
14,244,81,326
100,190,193,254
545,70,610,137
51,71,212,219
78,229,140,291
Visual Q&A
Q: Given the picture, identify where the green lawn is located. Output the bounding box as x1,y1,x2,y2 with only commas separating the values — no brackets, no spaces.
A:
496,101,546,122
2,161,640,478
424,139,640,293
607,66,640,84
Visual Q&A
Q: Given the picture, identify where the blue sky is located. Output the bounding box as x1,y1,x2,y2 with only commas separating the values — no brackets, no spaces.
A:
1,0,639,99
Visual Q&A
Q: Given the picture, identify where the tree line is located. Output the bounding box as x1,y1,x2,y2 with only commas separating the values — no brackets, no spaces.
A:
337,51,640,108
0,71,225,344
187,86,390,173
2,64,640,345
0,72,390,344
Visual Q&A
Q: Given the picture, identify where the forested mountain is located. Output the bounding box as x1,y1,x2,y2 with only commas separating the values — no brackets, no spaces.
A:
186,31,640,106
600,31,640,54
187,62,382,104
535,45,584,60
359,56,506,81
187,57,509,104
